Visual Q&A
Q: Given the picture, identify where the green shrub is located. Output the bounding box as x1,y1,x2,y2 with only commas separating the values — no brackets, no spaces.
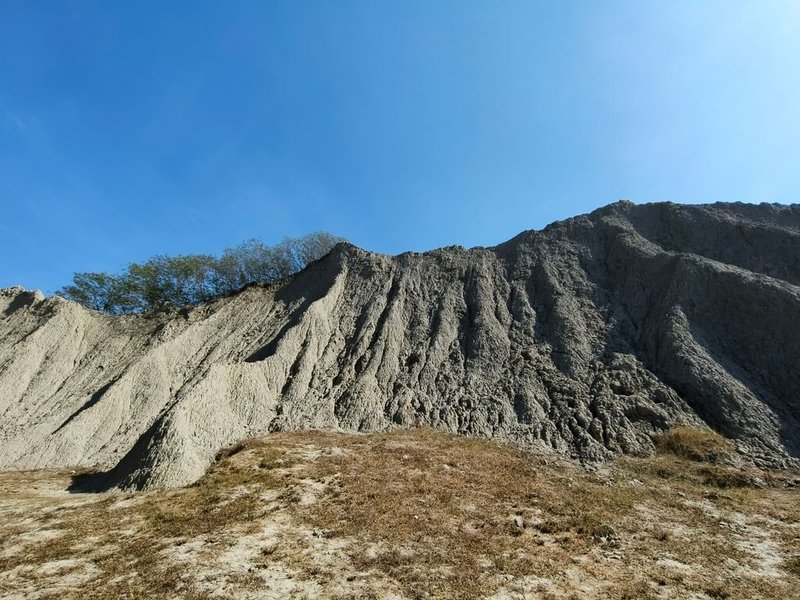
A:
58,232,345,314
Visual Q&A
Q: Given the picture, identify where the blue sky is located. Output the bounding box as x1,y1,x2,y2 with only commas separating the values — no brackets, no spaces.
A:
2,1,799,293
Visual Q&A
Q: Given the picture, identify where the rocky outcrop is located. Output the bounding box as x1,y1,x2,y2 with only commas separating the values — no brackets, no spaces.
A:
1,201,798,489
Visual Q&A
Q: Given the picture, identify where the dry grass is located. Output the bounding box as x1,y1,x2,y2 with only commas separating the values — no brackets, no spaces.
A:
786,555,800,576
1,428,799,599
653,426,733,463
299,431,569,596
0,444,294,599
291,428,799,599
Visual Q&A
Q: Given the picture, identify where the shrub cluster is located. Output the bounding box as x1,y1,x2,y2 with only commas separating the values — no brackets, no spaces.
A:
57,232,344,314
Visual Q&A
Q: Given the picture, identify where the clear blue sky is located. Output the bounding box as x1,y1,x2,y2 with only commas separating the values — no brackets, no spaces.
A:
2,1,799,293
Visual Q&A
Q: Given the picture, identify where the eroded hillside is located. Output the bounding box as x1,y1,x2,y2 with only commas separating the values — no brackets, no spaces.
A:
1,201,798,490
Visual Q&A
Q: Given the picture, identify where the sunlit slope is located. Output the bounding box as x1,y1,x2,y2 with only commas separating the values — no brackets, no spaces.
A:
1,201,798,489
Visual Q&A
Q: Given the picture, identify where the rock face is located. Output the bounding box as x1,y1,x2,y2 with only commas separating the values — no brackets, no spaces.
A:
1,201,799,489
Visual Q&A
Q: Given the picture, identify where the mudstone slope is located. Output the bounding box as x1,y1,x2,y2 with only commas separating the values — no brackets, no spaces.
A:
1,201,798,489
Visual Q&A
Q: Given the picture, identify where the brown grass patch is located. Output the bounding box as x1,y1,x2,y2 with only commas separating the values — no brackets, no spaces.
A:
1,428,799,600
288,428,795,599
654,427,733,463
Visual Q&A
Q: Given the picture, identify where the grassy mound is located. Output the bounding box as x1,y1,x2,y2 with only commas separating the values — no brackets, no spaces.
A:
654,427,733,463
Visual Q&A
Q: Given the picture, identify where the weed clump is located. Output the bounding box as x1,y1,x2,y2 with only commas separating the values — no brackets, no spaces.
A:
654,427,733,463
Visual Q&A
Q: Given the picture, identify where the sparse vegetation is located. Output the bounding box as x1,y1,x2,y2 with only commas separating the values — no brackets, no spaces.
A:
57,231,345,314
1,430,798,599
